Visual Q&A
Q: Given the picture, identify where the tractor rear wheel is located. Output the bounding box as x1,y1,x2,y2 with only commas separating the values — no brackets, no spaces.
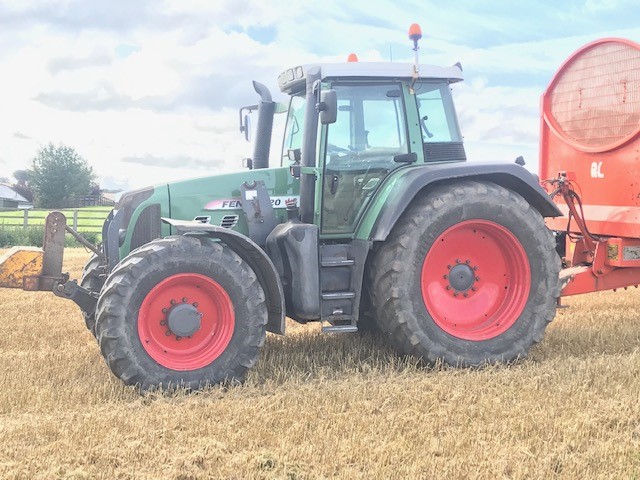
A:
371,180,560,366
79,254,104,336
94,235,267,391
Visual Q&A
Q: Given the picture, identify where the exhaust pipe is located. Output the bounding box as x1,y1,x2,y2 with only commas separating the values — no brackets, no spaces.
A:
251,81,275,170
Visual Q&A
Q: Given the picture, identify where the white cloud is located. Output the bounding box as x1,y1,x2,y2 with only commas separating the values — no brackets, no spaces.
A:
0,1,639,192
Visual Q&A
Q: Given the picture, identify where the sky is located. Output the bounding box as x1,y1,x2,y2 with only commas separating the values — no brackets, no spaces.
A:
1,0,639,192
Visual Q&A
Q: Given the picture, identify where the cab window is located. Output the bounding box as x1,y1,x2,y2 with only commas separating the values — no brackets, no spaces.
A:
414,82,466,162
322,83,408,233
281,94,306,165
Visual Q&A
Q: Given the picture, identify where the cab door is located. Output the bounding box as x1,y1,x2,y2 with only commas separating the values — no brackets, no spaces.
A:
320,82,411,234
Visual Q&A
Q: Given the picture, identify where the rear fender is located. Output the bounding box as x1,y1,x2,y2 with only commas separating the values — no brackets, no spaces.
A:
365,163,561,242
162,218,286,335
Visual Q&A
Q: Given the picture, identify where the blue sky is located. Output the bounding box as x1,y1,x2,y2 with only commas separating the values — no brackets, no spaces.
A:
0,0,639,190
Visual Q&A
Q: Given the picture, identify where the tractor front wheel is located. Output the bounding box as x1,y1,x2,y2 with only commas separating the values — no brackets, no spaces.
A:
94,235,267,391
79,254,105,336
371,180,560,366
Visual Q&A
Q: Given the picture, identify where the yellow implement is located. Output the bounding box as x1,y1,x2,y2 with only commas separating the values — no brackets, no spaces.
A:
0,212,68,292
0,246,44,289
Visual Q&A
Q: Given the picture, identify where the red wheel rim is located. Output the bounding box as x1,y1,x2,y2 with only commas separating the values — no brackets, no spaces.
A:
137,273,235,371
421,220,530,341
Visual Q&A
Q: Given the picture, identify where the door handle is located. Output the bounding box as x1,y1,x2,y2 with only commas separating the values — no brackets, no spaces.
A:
330,174,339,194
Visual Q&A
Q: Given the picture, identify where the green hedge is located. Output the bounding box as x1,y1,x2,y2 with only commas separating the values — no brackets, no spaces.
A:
0,226,101,248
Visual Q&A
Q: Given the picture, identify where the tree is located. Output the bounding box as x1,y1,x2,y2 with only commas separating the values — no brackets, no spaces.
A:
30,143,95,208
11,169,34,202
13,170,30,186
89,181,102,196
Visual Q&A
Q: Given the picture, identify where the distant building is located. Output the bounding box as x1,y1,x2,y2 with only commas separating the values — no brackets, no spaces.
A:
101,189,122,203
0,184,34,210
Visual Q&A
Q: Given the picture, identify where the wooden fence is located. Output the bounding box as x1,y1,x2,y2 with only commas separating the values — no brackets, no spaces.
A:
0,208,110,233
60,194,115,208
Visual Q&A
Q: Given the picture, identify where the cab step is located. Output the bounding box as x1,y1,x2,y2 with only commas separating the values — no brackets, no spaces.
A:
321,291,356,300
320,258,355,267
322,324,358,334
319,241,371,334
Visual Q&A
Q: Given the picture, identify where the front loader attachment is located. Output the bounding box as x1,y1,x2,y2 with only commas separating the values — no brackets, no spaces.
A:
0,212,100,314
0,246,44,289
0,211,66,290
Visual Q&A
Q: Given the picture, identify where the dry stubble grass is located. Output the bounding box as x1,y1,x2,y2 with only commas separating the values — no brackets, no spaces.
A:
0,248,639,479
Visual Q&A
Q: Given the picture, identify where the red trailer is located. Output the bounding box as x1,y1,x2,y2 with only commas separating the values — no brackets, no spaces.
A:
540,38,640,296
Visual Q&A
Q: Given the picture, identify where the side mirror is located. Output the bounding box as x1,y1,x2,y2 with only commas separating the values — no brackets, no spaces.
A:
318,89,337,125
242,114,251,142
239,105,256,141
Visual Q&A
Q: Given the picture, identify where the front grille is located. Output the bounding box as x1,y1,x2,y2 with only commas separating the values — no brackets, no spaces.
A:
220,215,239,229
130,203,161,250
116,186,154,229
424,141,467,163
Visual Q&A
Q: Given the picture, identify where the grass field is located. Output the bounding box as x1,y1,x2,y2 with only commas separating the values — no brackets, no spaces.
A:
0,206,111,232
0,248,639,479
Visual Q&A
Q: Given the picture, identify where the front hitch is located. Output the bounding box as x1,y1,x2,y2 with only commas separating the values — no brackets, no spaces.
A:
0,211,101,314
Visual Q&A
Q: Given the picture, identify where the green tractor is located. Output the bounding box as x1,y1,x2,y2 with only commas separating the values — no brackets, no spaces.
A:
0,26,560,390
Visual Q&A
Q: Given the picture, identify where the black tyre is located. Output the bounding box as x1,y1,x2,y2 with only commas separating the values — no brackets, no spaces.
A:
95,235,268,391
371,180,560,366
356,268,380,333
79,254,105,336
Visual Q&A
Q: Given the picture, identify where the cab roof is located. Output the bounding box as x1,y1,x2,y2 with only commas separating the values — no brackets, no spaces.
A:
278,62,464,94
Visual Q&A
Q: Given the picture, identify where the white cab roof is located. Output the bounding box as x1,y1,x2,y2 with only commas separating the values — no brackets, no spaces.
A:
278,62,464,93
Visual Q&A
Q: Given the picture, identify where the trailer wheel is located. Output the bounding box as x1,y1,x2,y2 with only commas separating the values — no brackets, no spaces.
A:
79,254,104,336
95,235,267,391
371,180,560,366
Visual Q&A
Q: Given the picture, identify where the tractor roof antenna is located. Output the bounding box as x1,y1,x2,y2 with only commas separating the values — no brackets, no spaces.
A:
408,23,422,93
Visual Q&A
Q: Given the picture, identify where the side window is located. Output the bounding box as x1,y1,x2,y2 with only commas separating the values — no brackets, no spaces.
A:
281,94,306,165
415,85,459,142
322,83,408,234
415,83,466,162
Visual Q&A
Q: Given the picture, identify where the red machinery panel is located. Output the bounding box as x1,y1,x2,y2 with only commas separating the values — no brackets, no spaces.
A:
539,38,640,239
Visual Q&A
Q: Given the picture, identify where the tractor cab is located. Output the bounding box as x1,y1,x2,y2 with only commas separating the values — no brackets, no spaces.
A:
274,61,466,235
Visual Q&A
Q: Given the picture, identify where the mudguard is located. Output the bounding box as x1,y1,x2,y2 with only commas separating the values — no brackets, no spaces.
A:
162,218,286,335
367,162,561,242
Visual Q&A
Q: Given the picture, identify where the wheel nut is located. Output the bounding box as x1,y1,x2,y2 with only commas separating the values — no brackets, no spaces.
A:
176,336,182,341
456,259,460,264
192,302,198,308
446,286,451,290
453,292,459,297
165,330,172,336
160,320,167,326
473,266,478,271
162,308,167,313
465,260,470,264
182,297,188,303
463,292,468,298
476,276,480,281
170,299,176,305
471,287,477,292
443,275,448,279
447,265,452,270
